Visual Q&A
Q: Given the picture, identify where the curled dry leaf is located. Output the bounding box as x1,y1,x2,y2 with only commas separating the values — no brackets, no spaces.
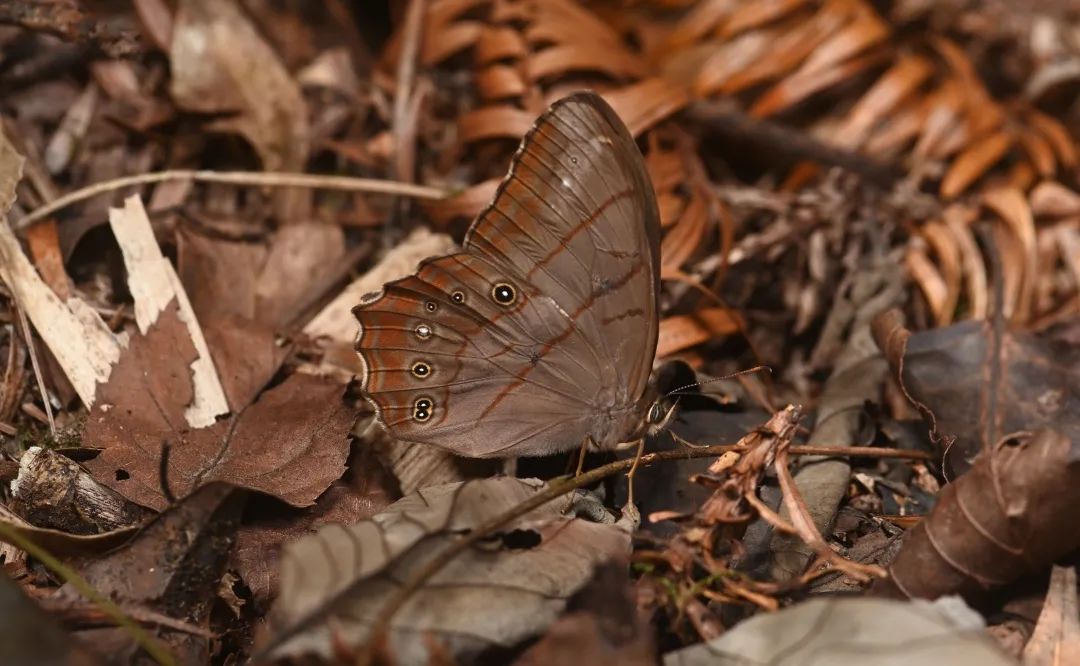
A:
83,302,353,510
264,477,632,665
169,0,309,175
664,596,1011,666
875,429,1080,602
0,503,136,557
873,309,1079,474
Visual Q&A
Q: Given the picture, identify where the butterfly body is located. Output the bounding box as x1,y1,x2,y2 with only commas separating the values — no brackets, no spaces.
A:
354,92,662,458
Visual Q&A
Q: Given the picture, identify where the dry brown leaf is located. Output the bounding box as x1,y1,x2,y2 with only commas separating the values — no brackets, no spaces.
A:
721,0,810,38
983,187,1038,323
264,477,633,665
457,105,537,143
254,222,346,329
169,0,309,202
750,49,886,118
0,502,136,557
0,572,102,666
230,447,399,607
1023,566,1080,666
177,228,266,323
832,53,934,150
941,130,1014,199
1030,181,1080,219
0,130,121,407
24,220,71,300
665,597,1011,665
83,303,352,510
874,429,1080,602
873,309,1079,476
513,562,655,666
918,221,962,326
203,315,289,411
660,186,710,271
602,77,689,137
66,483,242,664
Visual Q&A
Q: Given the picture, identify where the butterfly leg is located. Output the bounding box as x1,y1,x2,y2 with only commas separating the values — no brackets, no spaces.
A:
625,438,645,506
574,436,594,477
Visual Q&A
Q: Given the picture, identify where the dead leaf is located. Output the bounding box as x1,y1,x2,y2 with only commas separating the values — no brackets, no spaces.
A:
0,502,136,557
664,596,1011,665
254,222,346,329
83,302,353,510
514,561,655,666
169,0,309,175
264,477,633,665
230,447,399,607
873,310,1079,474
875,429,1080,602
177,227,266,323
202,315,289,411
64,483,242,664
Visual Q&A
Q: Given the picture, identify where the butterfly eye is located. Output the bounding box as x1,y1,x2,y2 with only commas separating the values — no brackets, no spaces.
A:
411,361,431,379
415,324,432,340
491,283,517,306
648,402,664,424
425,301,438,313
451,291,466,304
413,397,434,422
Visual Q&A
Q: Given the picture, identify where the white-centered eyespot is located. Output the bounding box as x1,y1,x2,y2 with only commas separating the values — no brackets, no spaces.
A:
411,361,432,379
491,282,517,306
412,396,434,422
415,324,432,340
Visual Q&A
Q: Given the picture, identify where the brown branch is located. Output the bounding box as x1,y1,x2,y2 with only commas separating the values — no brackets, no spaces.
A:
0,3,146,58
686,100,902,188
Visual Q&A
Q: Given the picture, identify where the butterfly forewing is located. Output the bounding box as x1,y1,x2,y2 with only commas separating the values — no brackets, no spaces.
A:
355,92,661,457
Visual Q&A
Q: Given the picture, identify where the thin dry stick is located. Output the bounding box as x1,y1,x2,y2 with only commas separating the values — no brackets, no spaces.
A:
354,441,927,660
15,305,54,435
15,170,447,229
774,447,887,581
393,0,426,185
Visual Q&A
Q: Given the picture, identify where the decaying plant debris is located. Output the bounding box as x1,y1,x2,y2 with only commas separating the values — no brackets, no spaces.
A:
0,1,1078,664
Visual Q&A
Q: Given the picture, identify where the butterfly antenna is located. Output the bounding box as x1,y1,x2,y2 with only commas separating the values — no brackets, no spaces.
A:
664,365,771,398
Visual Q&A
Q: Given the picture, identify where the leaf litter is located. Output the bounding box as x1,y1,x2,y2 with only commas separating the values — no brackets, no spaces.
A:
0,1,1077,664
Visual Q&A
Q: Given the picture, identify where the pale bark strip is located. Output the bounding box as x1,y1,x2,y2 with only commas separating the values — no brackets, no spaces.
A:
109,195,228,426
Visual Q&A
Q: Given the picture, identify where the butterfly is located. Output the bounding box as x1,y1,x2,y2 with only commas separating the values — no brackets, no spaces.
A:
353,91,668,460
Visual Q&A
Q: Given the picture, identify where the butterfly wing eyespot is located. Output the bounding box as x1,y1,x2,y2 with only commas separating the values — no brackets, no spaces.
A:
353,92,662,458
491,283,517,306
413,396,434,422
411,361,432,378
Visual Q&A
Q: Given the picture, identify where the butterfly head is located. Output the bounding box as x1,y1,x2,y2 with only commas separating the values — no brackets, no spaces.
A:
642,393,678,439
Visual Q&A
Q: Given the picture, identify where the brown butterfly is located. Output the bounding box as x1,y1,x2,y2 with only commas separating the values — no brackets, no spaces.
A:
353,92,668,459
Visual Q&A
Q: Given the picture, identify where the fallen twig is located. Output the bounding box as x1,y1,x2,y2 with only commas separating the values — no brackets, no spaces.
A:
15,170,447,230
